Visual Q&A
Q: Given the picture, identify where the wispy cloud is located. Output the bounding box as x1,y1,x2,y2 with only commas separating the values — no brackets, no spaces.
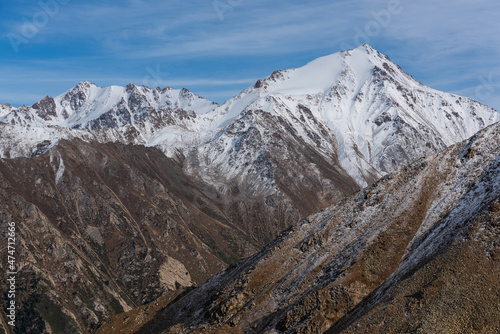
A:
1,0,499,109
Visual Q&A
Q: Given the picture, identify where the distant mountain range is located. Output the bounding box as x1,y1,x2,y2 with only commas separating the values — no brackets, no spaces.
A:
0,45,498,333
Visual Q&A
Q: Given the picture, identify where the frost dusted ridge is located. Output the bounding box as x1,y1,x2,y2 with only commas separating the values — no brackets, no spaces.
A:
1,44,499,187
99,121,500,334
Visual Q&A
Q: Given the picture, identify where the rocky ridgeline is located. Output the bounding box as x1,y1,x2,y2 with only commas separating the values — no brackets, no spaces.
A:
97,122,500,333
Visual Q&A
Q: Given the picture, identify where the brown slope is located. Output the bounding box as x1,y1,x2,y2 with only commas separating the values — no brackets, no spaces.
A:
97,122,500,334
327,209,500,333
0,139,259,333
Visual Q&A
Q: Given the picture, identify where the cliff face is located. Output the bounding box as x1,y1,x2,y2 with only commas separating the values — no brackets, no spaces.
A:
97,122,500,334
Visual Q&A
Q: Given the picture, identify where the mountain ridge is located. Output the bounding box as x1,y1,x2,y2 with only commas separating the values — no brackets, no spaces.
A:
97,120,500,333
1,45,498,158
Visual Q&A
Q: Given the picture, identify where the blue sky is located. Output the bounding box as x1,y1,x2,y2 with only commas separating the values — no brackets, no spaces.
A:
1,0,500,110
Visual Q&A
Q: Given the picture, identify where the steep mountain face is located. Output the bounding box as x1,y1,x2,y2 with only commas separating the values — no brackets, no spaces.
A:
183,107,361,218
98,121,500,334
0,139,259,333
198,45,499,187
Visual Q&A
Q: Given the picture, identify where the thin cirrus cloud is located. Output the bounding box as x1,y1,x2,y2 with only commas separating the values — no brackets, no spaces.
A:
44,0,368,58
1,0,499,109
86,1,358,58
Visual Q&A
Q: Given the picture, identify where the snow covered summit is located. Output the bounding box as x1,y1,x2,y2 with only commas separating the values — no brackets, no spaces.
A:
192,44,500,187
1,45,499,191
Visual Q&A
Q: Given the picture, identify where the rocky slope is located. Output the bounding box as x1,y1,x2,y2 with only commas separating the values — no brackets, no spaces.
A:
97,121,500,333
0,139,260,333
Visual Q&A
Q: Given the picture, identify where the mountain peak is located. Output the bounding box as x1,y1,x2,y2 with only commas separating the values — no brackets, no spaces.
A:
348,43,377,55
210,45,499,184
73,81,97,90
245,45,394,99
360,43,378,53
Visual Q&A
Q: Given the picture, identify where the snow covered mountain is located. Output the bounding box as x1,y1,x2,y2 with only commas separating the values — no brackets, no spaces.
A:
0,82,221,159
195,44,499,188
1,44,499,210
